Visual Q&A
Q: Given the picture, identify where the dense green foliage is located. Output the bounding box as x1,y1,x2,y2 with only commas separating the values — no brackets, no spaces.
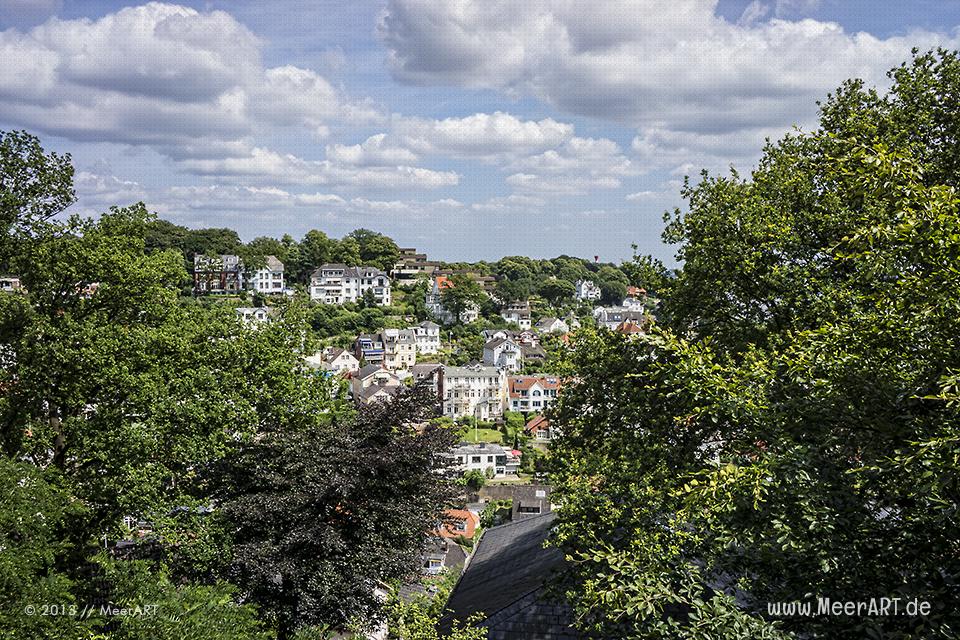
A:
550,50,960,639
0,131,468,639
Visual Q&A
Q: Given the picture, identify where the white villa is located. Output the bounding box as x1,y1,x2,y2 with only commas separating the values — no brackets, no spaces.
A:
236,307,273,325
441,364,507,420
305,347,360,374
507,375,561,414
534,317,569,334
414,320,441,354
310,264,391,306
450,442,520,477
249,255,285,294
500,301,532,329
382,328,418,371
482,336,523,372
575,279,602,301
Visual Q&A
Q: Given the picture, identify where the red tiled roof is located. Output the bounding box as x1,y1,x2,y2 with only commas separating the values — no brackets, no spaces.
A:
437,508,480,539
616,320,646,334
525,415,549,435
508,376,561,398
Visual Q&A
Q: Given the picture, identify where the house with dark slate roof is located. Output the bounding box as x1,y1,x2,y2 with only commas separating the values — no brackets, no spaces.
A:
439,512,588,639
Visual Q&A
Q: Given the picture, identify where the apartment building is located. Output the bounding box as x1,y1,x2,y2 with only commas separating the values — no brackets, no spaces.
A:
441,364,507,420
309,264,391,305
193,254,244,294
382,327,418,371
249,255,285,294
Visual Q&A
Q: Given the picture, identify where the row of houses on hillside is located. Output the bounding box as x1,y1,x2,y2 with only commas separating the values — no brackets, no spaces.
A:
193,254,287,295
324,356,562,420
441,366,561,420
351,321,441,371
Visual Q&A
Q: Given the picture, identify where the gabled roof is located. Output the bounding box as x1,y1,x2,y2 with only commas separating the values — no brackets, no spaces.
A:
525,415,550,434
324,347,346,362
410,363,442,377
616,320,647,334
508,376,560,397
418,320,440,329
358,384,399,401
356,364,386,379
521,344,547,359
484,336,520,351
439,512,584,638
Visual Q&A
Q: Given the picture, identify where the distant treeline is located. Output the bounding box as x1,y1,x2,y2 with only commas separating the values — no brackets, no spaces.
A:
145,218,651,304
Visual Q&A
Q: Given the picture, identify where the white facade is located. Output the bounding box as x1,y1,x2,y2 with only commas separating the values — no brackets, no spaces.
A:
426,277,479,324
482,337,523,372
507,375,561,413
306,347,360,374
236,307,272,325
249,256,285,294
414,321,441,354
442,365,507,420
621,296,646,312
575,279,602,301
450,442,520,477
593,307,648,330
500,301,532,329
382,328,418,371
535,317,569,334
310,264,391,306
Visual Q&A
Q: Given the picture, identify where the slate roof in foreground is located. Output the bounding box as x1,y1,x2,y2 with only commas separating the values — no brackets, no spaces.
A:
439,512,589,639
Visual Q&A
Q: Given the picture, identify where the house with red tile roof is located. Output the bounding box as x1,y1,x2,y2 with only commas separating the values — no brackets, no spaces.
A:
436,508,481,540
507,375,561,413
524,415,553,441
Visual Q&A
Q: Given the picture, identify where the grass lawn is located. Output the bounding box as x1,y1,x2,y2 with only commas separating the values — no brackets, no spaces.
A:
460,427,503,444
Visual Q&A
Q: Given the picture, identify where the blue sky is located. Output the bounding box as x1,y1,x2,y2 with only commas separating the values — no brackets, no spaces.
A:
1,1,958,264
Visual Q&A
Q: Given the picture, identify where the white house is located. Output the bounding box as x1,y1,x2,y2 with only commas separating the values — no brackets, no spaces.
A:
305,347,360,374
500,301,532,329
236,306,273,325
482,337,523,372
381,328,418,371
575,279,601,301
0,275,23,293
310,264,391,306
249,255,285,294
414,321,441,354
593,307,648,330
482,328,540,348
450,442,521,477
441,365,507,420
351,364,401,405
534,317,569,334
507,375,561,413
621,296,646,312
425,275,479,324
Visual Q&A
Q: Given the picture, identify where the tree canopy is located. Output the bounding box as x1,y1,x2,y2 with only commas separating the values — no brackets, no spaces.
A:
550,49,960,639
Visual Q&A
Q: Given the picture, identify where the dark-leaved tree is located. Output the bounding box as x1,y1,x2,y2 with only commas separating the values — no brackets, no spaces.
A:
208,385,458,639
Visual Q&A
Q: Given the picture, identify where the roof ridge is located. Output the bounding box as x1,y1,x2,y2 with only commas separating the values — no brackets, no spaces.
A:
482,510,555,532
